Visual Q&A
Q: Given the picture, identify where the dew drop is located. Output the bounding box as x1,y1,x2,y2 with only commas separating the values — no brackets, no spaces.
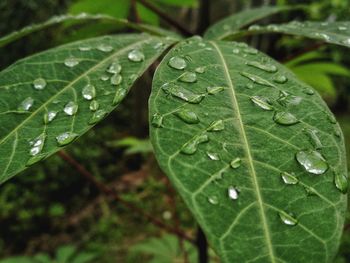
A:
64,57,79,67
281,172,298,185
100,74,109,81
207,86,224,95
89,110,107,125
296,150,328,175
273,111,299,126
195,66,205,74
179,72,197,83
334,171,348,194
277,91,302,106
78,46,91,51
180,133,209,155
111,74,123,85
128,49,145,62
273,74,288,84
208,195,219,205
168,56,187,70
240,72,274,87
250,96,273,111
174,109,199,124
44,111,58,124
89,100,99,111
29,133,46,156
207,152,220,161
304,129,322,149
64,101,78,116
97,44,113,52
228,186,239,200
56,132,79,146
107,61,122,74
243,47,258,55
33,78,47,90
279,211,298,226
18,97,34,111
248,24,261,31
82,84,96,100
112,88,127,106
162,83,205,104
232,48,240,54
338,26,347,31
246,61,277,73
208,120,224,132
151,113,163,128
230,158,241,169
303,88,315,95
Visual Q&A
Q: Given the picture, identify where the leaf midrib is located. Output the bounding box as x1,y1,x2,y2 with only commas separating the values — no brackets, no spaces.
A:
0,36,151,146
210,41,276,263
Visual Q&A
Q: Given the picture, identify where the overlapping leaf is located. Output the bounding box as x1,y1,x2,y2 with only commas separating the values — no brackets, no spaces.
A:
204,6,298,40
149,37,347,262
0,33,174,184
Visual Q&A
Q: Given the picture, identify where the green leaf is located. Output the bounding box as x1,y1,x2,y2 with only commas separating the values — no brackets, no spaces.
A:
106,136,153,155
0,33,174,184
240,21,350,48
56,245,77,263
154,0,198,7
284,51,326,68
149,37,347,262
204,6,298,40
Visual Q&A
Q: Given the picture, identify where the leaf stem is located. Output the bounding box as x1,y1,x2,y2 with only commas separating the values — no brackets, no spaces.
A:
58,150,194,244
136,0,193,36
197,0,210,35
196,226,208,263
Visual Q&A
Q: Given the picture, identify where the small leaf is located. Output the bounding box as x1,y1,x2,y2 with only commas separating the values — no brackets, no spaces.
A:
0,33,174,184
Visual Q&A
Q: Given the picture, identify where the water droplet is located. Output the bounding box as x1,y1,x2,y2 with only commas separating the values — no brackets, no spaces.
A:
112,88,127,106
248,24,261,31
44,111,58,124
162,83,205,104
338,26,347,31
230,158,241,169
208,120,224,132
107,61,122,74
246,61,277,73
89,110,107,125
89,100,99,111
195,67,205,74
180,133,209,155
279,211,298,226
56,132,79,146
334,171,348,194
64,57,79,67
273,74,288,84
78,46,91,51
315,33,330,41
228,186,239,200
243,47,258,55
303,88,315,95
174,109,199,124
240,72,274,87
266,24,280,31
100,74,109,81
168,56,187,70
277,91,302,106
250,96,273,111
304,129,322,149
64,101,78,116
208,195,219,205
97,44,113,52
151,113,163,128
296,150,328,175
237,42,248,48
179,72,197,83
281,172,298,185
273,111,299,126
207,152,220,160
33,78,47,90
128,49,145,62
153,42,164,49
82,84,96,100
207,86,224,95
18,97,34,111
29,133,46,156
232,48,240,54
111,74,123,85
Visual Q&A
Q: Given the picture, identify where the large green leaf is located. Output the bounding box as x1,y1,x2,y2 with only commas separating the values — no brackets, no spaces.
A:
0,33,174,184
149,37,348,262
235,21,350,48
204,6,298,40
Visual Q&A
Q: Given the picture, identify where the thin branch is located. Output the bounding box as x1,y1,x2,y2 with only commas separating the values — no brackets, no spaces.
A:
281,42,325,63
196,226,208,263
58,150,194,244
130,0,141,23
197,0,210,35
136,0,193,36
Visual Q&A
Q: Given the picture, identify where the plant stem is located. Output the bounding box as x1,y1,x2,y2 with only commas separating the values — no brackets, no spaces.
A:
58,150,194,244
130,0,141,23
197,0,210,34
196,226,208,263
136,0,193,36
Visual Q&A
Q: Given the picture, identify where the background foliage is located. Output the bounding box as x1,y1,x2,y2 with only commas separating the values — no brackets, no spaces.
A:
0,0,349,262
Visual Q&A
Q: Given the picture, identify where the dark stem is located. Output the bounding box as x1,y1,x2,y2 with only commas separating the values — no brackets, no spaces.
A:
58,151,194,244
136,0,193,36
130,0,141,23
281,42,325,63
196,226,208,263
197,0,210,35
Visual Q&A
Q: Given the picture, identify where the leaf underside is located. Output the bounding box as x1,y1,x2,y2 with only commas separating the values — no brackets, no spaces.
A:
149,38,347,262
0,33,174,184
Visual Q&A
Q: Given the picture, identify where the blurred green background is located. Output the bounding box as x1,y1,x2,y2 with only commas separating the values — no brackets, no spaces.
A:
0,0,349,262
